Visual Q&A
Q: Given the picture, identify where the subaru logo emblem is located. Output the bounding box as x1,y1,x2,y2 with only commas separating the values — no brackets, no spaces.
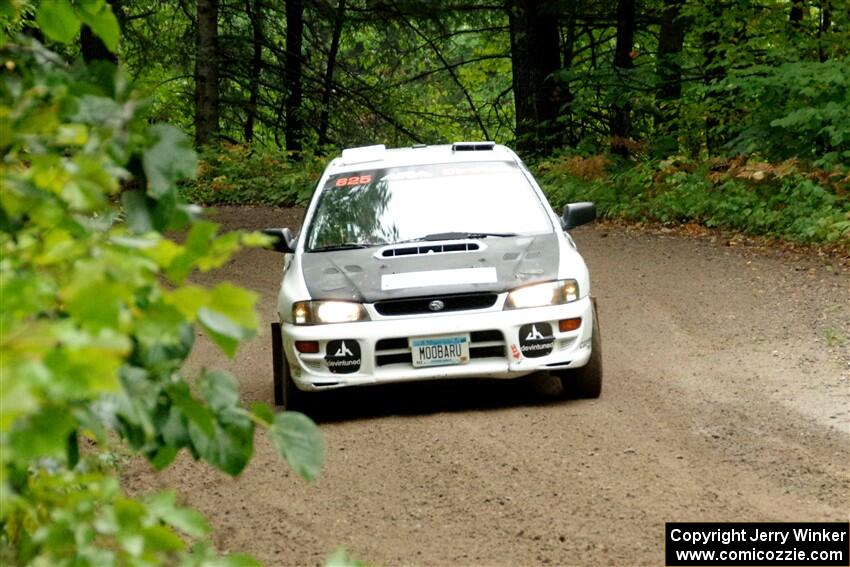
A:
428,300,445,312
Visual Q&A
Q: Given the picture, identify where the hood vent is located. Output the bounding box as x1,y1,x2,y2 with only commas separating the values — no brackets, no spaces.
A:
380,241,481,258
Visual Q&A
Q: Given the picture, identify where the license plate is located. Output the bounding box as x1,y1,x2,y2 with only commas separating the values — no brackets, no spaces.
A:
409,334,470,368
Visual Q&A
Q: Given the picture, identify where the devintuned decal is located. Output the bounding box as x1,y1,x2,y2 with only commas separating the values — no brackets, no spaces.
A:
325,339,361,374
518,323,554,358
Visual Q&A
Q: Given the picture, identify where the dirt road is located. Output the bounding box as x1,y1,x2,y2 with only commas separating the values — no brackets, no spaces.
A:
125,206,849,566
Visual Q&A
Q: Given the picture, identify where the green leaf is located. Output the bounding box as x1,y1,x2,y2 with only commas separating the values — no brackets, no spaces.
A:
199,370,239,412
165,222,218,283
150,446,179,470
167,383,215,437
184,220,218,253
77,4,120,52
72,405,108,444
36,0,80,44
160,507,209,539
160,405,190,447
141,525,185,553
72,94,122,125
1,361,44,432
250,402,275,426
76,0,107,16
270,412,325,481
188,412,254,476
197,283,258,357
64,280,125,331
121,191,153,233
208,283,258,331
56,124,88,146
166,286,211,321
143,125,197,199
241,231,274,248
147,491,210,538
197,231,240,271
135,304,188,361
0,1,17,19
197,308,249,357
325,548,369,567
8,407,77,465
175,373,254,475
206,554,264,567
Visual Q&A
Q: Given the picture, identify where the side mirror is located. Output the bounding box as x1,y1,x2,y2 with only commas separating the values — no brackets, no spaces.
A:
561,202,596,230
262,228,296,253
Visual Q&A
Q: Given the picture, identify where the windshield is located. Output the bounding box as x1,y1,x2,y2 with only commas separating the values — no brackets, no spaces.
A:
305,162,553,251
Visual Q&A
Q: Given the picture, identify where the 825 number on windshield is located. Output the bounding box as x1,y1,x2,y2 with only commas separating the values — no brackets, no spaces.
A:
335,175,372,187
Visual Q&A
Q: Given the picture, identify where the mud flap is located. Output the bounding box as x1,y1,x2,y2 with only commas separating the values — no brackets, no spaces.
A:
271,321,284,406
591,296,600,339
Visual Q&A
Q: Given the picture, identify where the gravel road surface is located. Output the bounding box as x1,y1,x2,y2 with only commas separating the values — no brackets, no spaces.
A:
125,206,849,566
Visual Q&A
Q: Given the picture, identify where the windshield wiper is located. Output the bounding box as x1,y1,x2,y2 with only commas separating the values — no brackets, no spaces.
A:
308,243,374,252
420,231,518,241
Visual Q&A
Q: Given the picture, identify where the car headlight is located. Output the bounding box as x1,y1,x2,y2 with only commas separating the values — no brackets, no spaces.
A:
504,279,579,309
292,301,370,324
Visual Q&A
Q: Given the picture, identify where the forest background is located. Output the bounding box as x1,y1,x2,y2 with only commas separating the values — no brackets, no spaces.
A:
11,0,850,244
26,0,849,244
0,0,848,565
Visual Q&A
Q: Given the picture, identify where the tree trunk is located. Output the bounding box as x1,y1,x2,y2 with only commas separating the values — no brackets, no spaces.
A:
194,0,220,146
319,0,346,149
244,0,263,143
285,0,304,155
560,16,577,146
790,0,804,26
506,0,562,154
818,0,831,62
586,25,600,138
654,0,685,154
702,3,726,156
81,0,120,64
81,26,118,63
610,0,636,156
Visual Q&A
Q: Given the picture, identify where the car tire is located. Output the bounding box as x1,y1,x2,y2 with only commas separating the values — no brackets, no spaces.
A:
271,322,307,411
558,299,603,399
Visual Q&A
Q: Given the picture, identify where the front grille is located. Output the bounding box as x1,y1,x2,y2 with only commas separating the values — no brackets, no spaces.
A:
374,292,498,316
375,337,408,350
375,330,506,367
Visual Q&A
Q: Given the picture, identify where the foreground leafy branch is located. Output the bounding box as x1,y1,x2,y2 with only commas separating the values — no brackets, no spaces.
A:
0,16,323,567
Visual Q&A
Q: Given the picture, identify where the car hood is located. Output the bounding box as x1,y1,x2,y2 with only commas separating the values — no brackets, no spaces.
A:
300,233,560,302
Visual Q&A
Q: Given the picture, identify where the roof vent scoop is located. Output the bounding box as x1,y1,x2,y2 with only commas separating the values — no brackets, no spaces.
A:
340,144,386,164
452,141,496,152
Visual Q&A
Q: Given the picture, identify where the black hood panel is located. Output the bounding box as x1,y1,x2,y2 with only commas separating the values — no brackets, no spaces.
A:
300,234,559,302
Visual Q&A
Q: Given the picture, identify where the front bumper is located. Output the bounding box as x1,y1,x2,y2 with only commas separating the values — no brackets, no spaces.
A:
280,296,594,391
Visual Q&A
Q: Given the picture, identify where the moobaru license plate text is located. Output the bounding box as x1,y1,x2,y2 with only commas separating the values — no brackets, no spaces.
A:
410,335,470,367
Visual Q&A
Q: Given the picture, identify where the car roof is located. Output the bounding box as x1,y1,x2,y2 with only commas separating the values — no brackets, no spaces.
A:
325,143,519,175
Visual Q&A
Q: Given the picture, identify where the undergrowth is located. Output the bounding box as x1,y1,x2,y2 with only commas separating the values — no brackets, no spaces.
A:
181,144,324,206
537,154,850,246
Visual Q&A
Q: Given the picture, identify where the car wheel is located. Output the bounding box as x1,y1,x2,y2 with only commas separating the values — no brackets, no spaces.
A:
558,299,603,399
271,322,307,411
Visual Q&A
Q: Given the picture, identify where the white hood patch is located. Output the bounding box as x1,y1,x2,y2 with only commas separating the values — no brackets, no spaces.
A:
381,267,498,291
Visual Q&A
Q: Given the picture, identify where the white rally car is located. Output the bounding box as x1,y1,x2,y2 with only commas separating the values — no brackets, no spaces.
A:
265,142,601,410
